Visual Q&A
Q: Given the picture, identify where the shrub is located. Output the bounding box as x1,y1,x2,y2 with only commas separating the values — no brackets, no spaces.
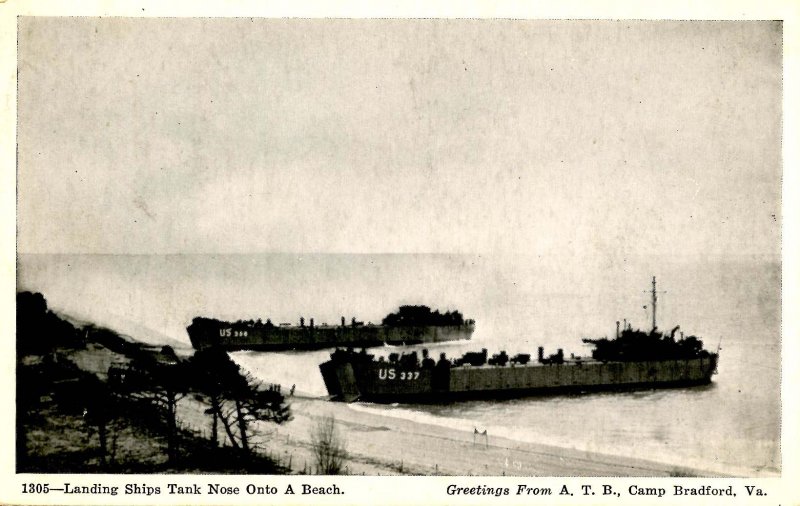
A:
310,415,346,475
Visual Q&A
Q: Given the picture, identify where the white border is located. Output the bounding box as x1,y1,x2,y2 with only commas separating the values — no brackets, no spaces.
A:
1,1,797,505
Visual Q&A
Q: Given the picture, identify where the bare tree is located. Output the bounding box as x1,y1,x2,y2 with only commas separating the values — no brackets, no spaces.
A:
126,346,189,463
80,374,118,467
110,346,189,464
311,415,346,475
149,368,187,463
189,349,291,455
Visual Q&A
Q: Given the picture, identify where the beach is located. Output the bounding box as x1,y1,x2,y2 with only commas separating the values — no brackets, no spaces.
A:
64,339,713,477
182,396,713,477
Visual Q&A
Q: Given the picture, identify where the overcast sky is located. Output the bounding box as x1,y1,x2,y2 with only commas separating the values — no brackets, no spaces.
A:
17,19,781,257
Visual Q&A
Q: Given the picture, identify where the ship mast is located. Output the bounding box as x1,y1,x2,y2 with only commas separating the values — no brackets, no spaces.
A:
651,276,657,332
643,276,665,333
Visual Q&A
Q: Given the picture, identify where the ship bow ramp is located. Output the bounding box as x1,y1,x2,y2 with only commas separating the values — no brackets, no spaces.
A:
319,360,360,402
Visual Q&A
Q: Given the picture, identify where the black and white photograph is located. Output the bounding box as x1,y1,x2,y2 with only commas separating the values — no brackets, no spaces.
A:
2,3,797,505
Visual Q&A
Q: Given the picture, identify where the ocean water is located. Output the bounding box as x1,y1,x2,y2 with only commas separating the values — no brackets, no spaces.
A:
17,253,780,476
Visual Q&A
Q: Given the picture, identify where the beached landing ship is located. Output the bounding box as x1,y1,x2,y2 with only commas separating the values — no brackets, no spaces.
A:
187,305,475,351
319,278,719,403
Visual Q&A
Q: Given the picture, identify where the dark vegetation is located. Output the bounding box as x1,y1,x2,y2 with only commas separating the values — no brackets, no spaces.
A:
16,291,84,354
185,348,291,453
17,291,291,473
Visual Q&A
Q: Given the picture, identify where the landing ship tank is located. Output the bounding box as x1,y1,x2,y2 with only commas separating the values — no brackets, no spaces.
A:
187,305,475,351
319,278,719,403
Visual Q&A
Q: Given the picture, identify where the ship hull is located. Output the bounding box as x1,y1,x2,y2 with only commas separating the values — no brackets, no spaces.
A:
188,322,474,351
320,355,718,403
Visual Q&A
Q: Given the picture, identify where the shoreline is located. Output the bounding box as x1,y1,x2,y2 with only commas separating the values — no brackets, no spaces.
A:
54,313,741,477
175,390,724,478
